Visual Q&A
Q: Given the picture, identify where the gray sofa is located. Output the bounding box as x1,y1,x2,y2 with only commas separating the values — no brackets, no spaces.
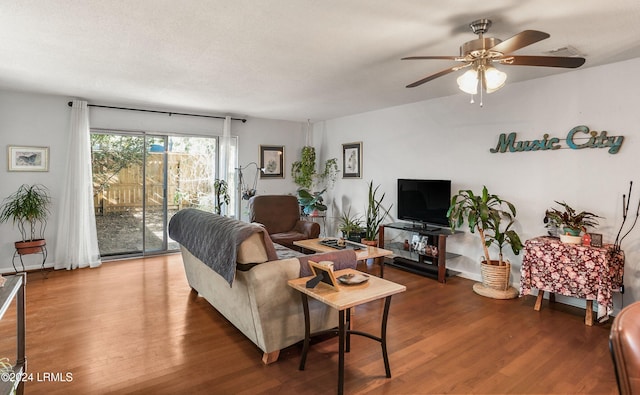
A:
169,209,357,364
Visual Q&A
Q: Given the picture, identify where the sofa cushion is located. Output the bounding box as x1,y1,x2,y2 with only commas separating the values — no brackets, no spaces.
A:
237,232,269,264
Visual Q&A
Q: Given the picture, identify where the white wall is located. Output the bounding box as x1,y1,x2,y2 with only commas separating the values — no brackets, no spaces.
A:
0,90,304,272
317,57,640,312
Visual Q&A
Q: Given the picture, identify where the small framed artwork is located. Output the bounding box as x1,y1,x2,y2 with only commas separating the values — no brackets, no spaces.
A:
342,142,362,178
260,145,284,179
590,233,603,248
7,146,49,172
308,260,340,291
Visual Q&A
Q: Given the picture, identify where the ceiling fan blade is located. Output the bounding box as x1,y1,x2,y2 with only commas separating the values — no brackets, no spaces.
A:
406,66,459,88
402,56,461,61
505,55,586,68
490,30,550,54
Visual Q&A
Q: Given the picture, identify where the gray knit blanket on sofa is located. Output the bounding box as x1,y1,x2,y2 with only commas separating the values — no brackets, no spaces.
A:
168,208,277,285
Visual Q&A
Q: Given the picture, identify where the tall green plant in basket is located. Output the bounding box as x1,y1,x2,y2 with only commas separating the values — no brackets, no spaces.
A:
447,186,522,266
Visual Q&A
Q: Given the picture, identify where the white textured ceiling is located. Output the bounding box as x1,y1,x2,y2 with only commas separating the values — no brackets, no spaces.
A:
1,1,640,122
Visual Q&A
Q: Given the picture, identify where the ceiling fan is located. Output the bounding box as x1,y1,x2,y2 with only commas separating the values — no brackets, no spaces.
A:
402,19,585,99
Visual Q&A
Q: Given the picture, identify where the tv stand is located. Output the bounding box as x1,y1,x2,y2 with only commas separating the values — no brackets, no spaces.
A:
379,222,462,283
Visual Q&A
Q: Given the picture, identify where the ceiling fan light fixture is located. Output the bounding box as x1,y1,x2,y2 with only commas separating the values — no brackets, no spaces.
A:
484,66,507,93
457,69,478,94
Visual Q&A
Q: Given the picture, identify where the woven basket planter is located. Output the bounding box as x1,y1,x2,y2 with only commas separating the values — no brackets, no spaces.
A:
480,260,511,291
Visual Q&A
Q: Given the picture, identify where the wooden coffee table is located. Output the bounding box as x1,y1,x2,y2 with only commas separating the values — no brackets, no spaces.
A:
294,238,394,277
288,268,406,395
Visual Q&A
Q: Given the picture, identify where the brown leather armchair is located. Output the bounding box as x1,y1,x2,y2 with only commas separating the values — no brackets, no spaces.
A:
248,195,320,250
610,301,640,394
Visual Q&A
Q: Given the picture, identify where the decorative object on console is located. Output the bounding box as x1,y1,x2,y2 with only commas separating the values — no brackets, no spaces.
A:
544,200,600,243
7,145,49,172
590,233,603,248
342,142,362,179
363,180,392,247
260,145,285,179
447,185,522,299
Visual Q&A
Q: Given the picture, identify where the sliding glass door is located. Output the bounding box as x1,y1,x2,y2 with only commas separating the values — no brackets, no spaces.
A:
91,131,232,258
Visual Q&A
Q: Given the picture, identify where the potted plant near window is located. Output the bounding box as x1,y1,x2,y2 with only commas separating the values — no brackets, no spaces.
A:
447,186,523,299
338,207,364,243
213,179,231,215
544,201,600,244
362,181,392,247
0,184,52,255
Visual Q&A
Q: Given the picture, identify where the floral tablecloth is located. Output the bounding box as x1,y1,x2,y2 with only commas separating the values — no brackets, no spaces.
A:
520,236,624,315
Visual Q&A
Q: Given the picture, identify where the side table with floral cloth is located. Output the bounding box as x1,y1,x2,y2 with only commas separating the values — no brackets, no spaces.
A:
520,236,624,325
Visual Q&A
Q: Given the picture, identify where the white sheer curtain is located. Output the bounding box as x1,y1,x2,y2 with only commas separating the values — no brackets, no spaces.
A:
54,100,101,270
218,116,232,214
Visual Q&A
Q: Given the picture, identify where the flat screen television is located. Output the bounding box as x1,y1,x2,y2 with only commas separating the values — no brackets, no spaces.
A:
397,179,451,228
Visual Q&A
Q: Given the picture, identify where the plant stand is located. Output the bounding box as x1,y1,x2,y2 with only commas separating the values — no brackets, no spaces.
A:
12,240,48,278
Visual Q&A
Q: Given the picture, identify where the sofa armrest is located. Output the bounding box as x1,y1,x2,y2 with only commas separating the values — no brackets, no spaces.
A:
294,220,320,238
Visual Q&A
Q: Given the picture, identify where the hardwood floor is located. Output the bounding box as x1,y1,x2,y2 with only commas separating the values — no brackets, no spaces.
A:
0,255,618,394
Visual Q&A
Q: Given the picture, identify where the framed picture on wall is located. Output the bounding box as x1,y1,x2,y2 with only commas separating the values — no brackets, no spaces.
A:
342,142,362,179
260,145,284,178
7,146,49,172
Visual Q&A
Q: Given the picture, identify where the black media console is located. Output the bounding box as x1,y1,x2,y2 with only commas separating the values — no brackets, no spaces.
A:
378,222,462,283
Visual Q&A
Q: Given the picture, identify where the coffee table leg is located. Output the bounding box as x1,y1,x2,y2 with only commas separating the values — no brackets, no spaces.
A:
339,309,345,395
381,296,392,377
299,293,310,370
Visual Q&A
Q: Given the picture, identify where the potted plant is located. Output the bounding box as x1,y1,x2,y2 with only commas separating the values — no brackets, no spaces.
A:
362,181,392,246
213,179,231,215
544,201,600,243
0,184,52,254
291,146,339,190
338,207,364,242
296,188,328,216
447,186,522,298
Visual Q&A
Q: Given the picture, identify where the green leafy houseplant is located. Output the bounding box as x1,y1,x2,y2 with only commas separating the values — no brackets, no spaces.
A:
213,179,231,215
338,207,364,240
0,184,52,242
447,186,522,266
297,188,327,215
291,146,339,190
544,201,600,236
364,181,392,243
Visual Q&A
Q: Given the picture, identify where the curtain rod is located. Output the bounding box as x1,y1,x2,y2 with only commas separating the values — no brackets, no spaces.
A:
67,101,247,123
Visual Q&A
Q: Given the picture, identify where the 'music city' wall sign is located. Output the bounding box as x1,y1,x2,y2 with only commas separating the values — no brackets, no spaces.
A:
490,125,624,154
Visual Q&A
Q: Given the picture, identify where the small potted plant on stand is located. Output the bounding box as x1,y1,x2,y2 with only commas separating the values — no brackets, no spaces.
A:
338,208,364,243
362,181,392,247
0,184,52,256
544,201,601,244
447,186,523,299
